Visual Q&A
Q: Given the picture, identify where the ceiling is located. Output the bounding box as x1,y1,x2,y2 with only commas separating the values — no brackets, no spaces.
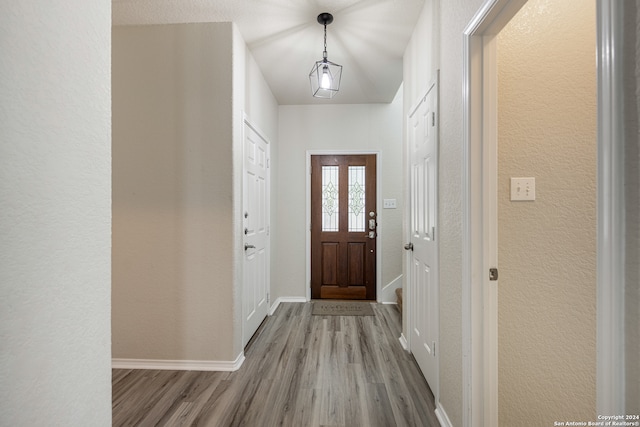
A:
113,0,425,105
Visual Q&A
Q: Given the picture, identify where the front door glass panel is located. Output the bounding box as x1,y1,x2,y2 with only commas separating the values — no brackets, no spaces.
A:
348,166,366,232
322,166,339,232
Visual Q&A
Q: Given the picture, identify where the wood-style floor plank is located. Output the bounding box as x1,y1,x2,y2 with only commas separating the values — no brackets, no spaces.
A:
112,302,438,427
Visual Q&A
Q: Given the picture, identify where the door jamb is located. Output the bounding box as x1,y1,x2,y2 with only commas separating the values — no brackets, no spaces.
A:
305,150,381,301
461,1,527,426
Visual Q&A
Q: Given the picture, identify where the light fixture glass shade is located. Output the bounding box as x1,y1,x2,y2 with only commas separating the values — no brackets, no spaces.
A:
309,58,342,98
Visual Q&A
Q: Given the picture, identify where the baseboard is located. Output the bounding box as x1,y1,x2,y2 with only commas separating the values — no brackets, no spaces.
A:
435,402,453,427
269,296,307,315
112,352,245,372
399,333,408,351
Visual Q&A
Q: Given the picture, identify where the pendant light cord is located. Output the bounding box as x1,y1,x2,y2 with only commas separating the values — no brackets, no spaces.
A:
323,23,328,59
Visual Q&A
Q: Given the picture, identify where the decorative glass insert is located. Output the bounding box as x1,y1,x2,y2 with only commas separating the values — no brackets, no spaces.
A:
322,166,339,232
348,166,366,232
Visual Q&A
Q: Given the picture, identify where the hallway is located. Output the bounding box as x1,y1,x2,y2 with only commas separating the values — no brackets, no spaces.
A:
112,303,438,426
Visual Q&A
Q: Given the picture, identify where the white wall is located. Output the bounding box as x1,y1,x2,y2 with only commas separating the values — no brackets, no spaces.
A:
497,0,597,422
276,91,404,303
403,0,439,114
0,1,112,425
113,23,236,362
112,23,278,363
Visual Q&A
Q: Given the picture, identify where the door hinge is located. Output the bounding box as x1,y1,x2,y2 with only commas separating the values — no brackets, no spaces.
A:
267,226,270,236
489,267,499,281
267,158,270,169
431,226,435,240
433,341,436,357
432,112,436,126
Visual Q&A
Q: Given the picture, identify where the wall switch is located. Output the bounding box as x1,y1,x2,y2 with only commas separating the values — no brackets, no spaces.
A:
510,177,535,201
383,199,397,209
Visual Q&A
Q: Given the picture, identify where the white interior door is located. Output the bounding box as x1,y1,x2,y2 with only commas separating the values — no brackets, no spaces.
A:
407,79,439,393
242,119,270,348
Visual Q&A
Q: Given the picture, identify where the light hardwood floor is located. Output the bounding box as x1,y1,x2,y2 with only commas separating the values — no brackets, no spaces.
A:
112,302,438,426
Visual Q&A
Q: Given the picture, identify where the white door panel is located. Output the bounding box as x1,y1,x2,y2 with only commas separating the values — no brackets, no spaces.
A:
242,120,270,348
407,79,439,393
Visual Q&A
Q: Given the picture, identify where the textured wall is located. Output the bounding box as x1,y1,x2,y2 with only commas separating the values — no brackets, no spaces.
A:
112,24,237,361
497,0,597,423
276,97,404,302
0,0,112,425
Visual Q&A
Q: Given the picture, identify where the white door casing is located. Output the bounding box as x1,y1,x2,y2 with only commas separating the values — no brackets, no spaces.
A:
305,150,382,302
242,118,270,348
462,1,529,425
407,77,439,396
595,0,626,415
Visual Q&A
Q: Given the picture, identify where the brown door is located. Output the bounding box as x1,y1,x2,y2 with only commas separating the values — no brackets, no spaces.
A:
311,154,377,300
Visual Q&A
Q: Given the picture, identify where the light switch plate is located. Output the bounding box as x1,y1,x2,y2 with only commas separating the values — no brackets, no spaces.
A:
510,177,535,201
383,199,397,209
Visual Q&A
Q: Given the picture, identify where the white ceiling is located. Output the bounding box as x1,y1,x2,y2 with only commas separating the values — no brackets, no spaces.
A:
113,0,425,105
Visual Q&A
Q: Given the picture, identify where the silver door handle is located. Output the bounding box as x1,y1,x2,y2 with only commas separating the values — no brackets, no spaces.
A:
404,243,413,251
244,244,255,250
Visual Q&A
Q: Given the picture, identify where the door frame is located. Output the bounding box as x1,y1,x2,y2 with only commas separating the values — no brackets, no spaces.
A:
306,150,381,301
462,2,526,424
462,0,626,425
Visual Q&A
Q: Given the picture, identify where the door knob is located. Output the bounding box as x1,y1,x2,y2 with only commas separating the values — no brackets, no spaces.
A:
404,243,413,251
244,244,255,250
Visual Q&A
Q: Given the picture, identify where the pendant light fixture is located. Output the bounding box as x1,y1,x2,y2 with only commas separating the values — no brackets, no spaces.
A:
309,13,342,99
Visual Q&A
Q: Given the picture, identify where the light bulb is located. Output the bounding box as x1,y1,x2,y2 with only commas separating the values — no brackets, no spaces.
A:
321,66,332,89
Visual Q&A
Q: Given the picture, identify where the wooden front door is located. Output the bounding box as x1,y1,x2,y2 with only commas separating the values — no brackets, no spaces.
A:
311,154,377,300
